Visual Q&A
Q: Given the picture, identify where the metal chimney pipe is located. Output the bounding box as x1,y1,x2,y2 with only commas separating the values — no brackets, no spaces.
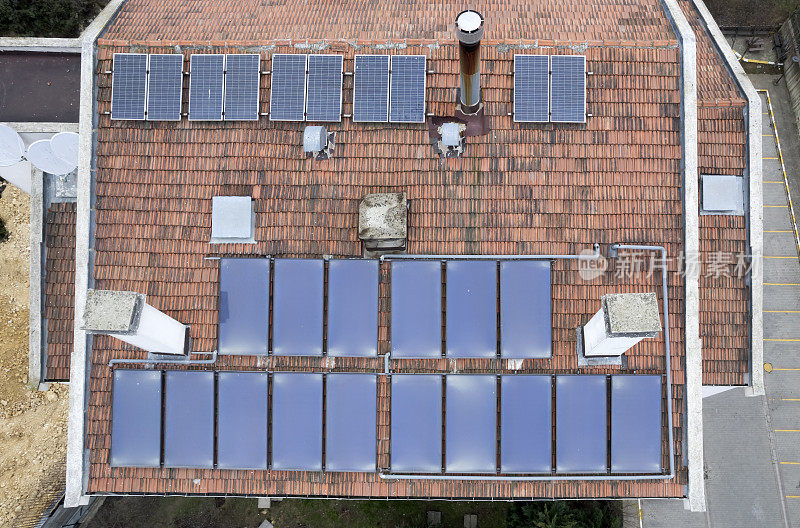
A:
455,10,484,113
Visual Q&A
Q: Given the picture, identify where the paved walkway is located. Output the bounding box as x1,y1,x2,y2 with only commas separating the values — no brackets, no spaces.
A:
642,74,800,528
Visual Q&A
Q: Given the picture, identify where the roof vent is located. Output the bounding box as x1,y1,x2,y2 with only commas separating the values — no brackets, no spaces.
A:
210,196,255,244
435,122,466,158
303,125,334,160
81,289,189,356
358,192,408,255
582,293,662,359
455,10,484,114
701,174,744,215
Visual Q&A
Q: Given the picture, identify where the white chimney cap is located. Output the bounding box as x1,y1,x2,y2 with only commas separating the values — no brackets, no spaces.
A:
441,122,462,147
303,125,328,153
457,10,482,32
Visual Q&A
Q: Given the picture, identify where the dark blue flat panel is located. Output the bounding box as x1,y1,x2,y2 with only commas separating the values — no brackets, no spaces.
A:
272,259,324,356
391,374,442,472
501,375,551,473
188,54,225,121
271,373,323,471
164,371,215,468
326,374,377,471
217,372,269,470
390,261,441,358
550,55,586,123
306,54,342,122
446,375,496,473
513,55,549,123
353,54,389,123
328,260,378,357
446,260,497,358
111,369,162,467
269,54,307,121
556,375,607,473
611,375,662,473
218,258,269,355
147,54,183,121
501,261,552,358
389,55,426,123
224,54,260,121
111,53,147,120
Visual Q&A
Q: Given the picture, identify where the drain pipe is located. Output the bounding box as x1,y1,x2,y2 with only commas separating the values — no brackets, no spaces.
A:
378,245,675,482
108,350,217,368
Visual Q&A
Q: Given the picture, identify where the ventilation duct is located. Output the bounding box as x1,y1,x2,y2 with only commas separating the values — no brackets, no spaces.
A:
582,293,662,357
455,10,485,113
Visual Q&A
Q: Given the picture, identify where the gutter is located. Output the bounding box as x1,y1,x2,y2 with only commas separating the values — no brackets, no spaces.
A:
65,0,127,509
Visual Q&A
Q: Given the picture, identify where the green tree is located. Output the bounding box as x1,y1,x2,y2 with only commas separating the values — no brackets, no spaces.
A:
0,0,109,38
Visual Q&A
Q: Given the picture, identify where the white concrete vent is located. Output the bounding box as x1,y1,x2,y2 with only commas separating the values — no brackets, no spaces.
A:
701,174,744,215
303,125,334,160
358,192,408,253
210,196,255,244
583,292,662,357
81,289,189,356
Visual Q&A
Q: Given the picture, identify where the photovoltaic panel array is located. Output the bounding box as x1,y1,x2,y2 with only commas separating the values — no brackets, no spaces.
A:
501,375,551,473
446,261,497,358
611,375,662,473
446,375,496,473
218,258,269,355
500,261,552,358
111,53,147,120
272,259,324,356
556,375,607,473
306,54,343,122
389,55,426,123
513,55,549,123
390,260,442,358
550,55,587,123
353,55,390,123
217,372,269,470
224,54,260,121
270,54,307,121
327,260,379,357
189,54,225,121
391,374,442,473
271,373,323,471
146,54,183,121
326,374,377,472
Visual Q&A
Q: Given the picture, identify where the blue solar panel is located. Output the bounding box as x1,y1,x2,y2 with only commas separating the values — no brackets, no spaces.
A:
513,55,549,123
353,55,389,123
163,371,214,468
110,369,162,467
446,260,497,358
326,374,377,472
269,54,307,121
391,374,442,473
550,55,586,123
111,53,147,120
446,375,496,473
327,259,378,357
389,55,426,123
500,260,552,358
218,258,269,355
501,375,551,473
217,372,269,470
556,375,607,473
146,54,183,121
224,54,260,121
390,260,442,358
272,259,324,356
611,375,662,473
271,373,323,471
306,54,342,122
188,54,224,121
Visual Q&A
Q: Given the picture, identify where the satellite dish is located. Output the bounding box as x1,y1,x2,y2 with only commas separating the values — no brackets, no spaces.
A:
50,132,79,168
0,124,25,167
26,139,77,175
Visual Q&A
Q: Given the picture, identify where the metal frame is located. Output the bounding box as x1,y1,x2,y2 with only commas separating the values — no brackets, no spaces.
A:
223,53,261,122
513,54,550,123
146,54,184,122
110,53,148,121
549,54,587,124
389,55,427,124
305,54,344,123
188,54,225,122
353,54,390,123
269,53,308,122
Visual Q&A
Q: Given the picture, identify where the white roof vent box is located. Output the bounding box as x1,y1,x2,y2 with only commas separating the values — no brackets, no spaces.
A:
303,125,335,160
434,121,466,158
358,192,408,256
701,174,744,215
210,196,256,244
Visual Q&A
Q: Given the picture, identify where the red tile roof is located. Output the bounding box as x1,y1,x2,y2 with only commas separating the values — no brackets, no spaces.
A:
86,40,687,499
70,0,752,500
44,202,76,382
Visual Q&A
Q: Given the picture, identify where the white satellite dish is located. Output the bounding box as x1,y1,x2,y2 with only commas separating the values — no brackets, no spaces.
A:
50,131,80,168
26,139,77,175
0,124,25,167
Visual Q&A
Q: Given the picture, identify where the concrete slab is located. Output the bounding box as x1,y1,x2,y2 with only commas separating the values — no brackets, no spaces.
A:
641,499,706,527
763,258,800,283
763,286,800,310
763,311,800,337
0,52,80,122
763,207,794,230
703,388,786,527
764,234,800,256
763,184,790,205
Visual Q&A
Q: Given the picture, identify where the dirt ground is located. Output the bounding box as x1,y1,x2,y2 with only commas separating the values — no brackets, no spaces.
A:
0,184,69,526
708,0,799,27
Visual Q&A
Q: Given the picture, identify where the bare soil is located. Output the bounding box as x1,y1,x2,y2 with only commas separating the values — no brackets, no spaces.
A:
0,185,69,526
708,0,799,27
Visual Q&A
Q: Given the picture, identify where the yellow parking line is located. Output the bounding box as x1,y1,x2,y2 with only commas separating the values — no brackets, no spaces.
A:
765,230,793,233
772,368,800,371
765,180,787,183
765,205,789,208
781,398,800,401
765,256,798,259
781,461,800,465
787,496,800,499
776,429,800,432
765,157,780,160
765,339,800,342
765,310,800,313
765,283,800,286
